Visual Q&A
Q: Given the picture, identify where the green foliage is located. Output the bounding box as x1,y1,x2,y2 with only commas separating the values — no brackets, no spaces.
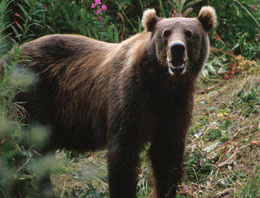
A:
0,0,12,57
185,148,216,182
198,0,260,76
5,0,260,62
169,0,202,17
0,22,55,197
238,172,260,198
237,85,260,117
207,0,260,59
11,0,46,43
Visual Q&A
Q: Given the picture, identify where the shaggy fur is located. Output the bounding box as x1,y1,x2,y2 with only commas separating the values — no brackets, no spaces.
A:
1,6,216,198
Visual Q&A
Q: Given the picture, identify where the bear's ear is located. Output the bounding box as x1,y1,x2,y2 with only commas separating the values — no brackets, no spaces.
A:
197,6,217,31
142,9,158,32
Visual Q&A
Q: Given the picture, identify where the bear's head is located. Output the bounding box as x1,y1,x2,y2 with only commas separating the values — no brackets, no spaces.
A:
142,6,217,76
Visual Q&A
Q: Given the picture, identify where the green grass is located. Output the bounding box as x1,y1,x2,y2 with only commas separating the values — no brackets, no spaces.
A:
239,171,260,197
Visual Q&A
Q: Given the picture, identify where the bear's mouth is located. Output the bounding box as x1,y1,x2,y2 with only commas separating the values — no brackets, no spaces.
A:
167,58,187,76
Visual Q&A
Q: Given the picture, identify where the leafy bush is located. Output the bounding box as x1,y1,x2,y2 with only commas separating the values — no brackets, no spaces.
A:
207,0,260,60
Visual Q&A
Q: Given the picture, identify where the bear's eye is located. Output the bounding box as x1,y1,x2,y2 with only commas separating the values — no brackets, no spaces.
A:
185,30,193,38
163,29,171,38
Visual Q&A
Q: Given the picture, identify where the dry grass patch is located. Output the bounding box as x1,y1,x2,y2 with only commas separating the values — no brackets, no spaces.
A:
180,75,260,198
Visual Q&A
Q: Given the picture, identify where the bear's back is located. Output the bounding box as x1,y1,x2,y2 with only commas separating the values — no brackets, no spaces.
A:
15,35,120,151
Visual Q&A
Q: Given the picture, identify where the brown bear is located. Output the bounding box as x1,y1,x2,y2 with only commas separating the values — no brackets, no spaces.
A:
1,6,216,198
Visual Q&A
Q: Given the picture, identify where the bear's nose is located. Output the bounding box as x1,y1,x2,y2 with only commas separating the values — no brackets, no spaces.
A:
169,41,186,67
170,42,185,57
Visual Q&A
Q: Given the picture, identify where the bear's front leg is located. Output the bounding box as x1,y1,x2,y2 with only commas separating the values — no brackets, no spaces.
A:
107,138,141,198
107,106,142,198
108,139,139,198
149,131,186,198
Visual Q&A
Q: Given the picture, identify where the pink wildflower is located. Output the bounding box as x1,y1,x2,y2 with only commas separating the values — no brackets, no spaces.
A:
95,0,101,5
102,4,107,12
91,3,96,8
99,16,103,21
96,9,100,15
251,5,257,12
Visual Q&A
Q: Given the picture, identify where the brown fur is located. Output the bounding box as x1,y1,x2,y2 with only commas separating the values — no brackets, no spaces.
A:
0,6,216,198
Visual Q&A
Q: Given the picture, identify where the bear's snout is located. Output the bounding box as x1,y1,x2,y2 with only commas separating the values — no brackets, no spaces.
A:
167,41,187,76
170,41,185,63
